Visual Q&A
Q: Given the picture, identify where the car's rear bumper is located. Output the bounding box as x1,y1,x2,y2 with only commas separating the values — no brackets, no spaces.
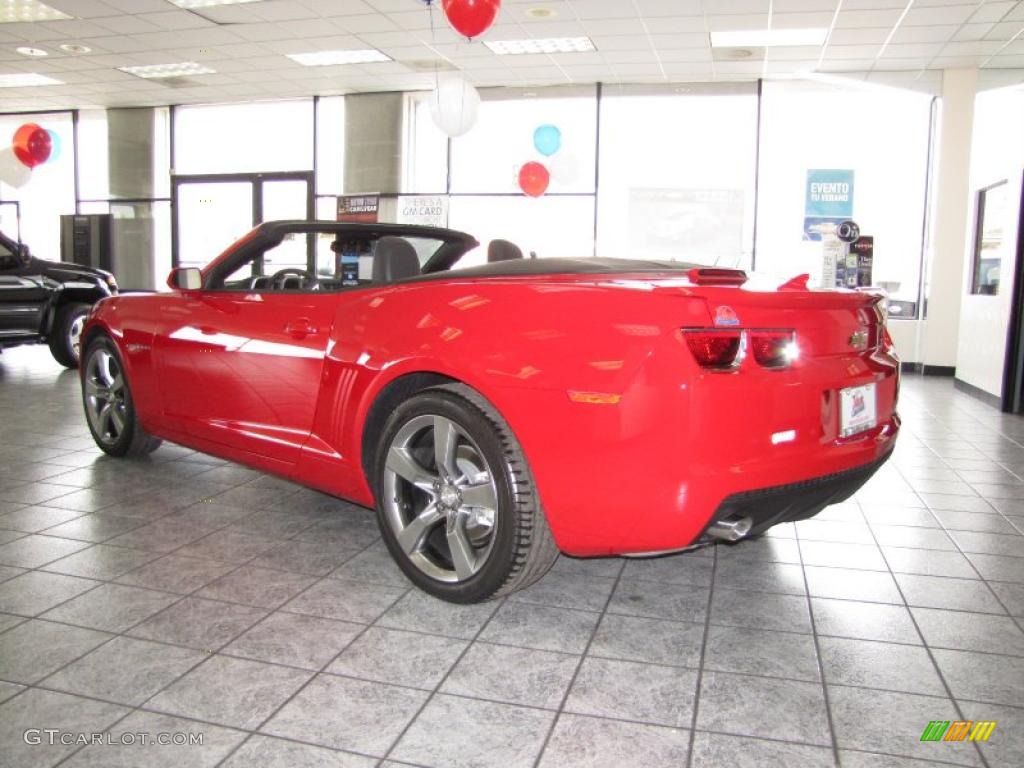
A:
696,445,894,543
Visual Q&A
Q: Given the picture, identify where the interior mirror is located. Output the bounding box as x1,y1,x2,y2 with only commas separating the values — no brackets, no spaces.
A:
167,267,202,291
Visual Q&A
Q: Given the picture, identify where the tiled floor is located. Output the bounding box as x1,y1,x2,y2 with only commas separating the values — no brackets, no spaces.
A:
0,345,1022,768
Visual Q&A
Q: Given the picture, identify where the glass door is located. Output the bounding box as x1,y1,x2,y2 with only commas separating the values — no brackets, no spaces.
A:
172,172,314,271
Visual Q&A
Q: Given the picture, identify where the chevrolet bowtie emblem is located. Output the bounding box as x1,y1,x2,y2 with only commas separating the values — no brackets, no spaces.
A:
849,329,869,349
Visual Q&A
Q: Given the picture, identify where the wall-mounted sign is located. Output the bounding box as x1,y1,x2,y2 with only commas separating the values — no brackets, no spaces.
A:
397,195,448,228
336,194,379,223
804,169,855,241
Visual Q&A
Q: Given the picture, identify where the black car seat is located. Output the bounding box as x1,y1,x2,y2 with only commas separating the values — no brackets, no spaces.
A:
487,239,523,262
372,236,420,282
251,275,273,290
280,275,303,290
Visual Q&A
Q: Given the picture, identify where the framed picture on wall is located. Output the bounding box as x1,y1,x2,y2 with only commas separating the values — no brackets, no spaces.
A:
971,180,1008,295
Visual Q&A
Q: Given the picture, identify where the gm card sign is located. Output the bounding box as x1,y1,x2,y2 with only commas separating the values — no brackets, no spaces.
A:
804,169,854,241
397,195,448,228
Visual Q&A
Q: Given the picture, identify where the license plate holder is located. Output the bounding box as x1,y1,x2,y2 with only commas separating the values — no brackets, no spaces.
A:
839,383,877,438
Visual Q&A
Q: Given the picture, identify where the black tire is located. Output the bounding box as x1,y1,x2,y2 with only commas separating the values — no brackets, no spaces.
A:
49,302,91,369
374,383,558,603
81,335,163,458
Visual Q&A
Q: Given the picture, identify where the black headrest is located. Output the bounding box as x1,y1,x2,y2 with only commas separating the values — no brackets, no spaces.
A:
372,236,420,282
488,239,523,262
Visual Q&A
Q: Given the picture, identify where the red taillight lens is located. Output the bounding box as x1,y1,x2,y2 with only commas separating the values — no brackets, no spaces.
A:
750,331,795,369
684,331,741,370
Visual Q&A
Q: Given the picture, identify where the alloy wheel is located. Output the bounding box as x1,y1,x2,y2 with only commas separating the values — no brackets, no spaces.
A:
382,414,499,582
68,313,86,363
84,347,127,446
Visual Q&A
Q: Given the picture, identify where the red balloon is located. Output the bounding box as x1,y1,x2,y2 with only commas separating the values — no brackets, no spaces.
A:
12,123,51,168
442,0,501,39
518,161,549,197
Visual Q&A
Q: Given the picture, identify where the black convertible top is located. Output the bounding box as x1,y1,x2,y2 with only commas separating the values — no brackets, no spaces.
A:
412,257,704,281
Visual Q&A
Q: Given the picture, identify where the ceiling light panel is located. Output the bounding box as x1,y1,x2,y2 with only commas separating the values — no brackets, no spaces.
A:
484,36,596,55
711,29,828,48
287,49,391,66
0,0,71,23
0,72,63,87
118,62,217,79
169,0,264,8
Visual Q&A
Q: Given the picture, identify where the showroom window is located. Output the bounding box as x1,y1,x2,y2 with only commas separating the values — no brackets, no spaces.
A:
443,86,598,263
755,80,933,314
596,83,758,267
0,112,76,259
315,96,345,198
174,100,314,175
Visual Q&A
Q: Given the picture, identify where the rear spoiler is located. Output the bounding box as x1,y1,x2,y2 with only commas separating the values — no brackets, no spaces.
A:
687,268,748,286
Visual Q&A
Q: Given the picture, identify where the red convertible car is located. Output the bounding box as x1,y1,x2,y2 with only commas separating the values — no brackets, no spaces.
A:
80,221,899,602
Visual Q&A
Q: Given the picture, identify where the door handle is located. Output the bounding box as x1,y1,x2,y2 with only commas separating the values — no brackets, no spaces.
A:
284,318,318,338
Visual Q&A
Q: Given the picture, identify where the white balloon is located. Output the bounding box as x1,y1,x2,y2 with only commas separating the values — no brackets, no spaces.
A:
549,152,580,185
0,148,31,189
429,77,480,138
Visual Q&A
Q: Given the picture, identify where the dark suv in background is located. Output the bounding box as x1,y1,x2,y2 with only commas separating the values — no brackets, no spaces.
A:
0,229,117,368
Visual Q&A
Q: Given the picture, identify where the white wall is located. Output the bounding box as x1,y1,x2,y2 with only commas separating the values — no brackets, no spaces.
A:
955,86,1024,398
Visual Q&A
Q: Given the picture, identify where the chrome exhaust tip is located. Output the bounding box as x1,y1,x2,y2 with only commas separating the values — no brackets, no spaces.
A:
706,516,753,542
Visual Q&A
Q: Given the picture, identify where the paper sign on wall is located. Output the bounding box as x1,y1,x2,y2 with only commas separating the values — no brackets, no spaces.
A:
336,194,379,223
803,169,854,241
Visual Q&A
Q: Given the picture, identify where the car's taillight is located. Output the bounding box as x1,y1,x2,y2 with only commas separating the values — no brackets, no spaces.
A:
750,330,796,369
683,328,797,371
683,331,742,370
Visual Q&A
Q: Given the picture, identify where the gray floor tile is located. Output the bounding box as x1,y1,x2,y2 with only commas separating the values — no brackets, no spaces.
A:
804,566,903,604
392,693,554,768
262,673,428,755
796,519,875,544
195,564,317,608
249,537,362,576
0,533,92,568
620,552,714,586
549,555,628,579
710,587,812,633
284,577,406,624
828,686,979,765
0,611,26,633
40,512,145,543
912,607,1024,655
539,713,690,768
328,543,409,587
128,596,267,650
441,641,578,709
0,505,86,533
838,752,966,768
509,569,617,612
819,636,946,695
704,624,821,681
950,530,1023,557
174,529,282,563
883,546,981,578
957,700,1024,768
105,518,217,553
933,509,1021,534
589,613,704,667
871,524,958,551
0,529,27,545
896,573,1006,613
714,535,801,564
0,569,100,617
0,564,26,583
714,559,807,595
798,540,888,571
932,648,1024,706
62,710,246,768
327,626,466,689
376,589,499,639
41,582,179,632
0,680,24,704
691,731,834,768
221,735,376,768
0,688,128,768
44,635,205,705
146,654,312,730
114,553,238,594
606,579,709,623
696,671,832,746
0,618,111,684
478,600,600,654
564,656,697,727
966,552,1024,583
41,544,162,580
224,612,363,670
989,580,1024,616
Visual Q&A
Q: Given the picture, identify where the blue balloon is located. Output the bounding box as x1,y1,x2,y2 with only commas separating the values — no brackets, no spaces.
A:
533,124,561,157
45,129,61,163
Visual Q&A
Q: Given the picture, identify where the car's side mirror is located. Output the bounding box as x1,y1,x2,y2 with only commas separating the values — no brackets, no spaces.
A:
167,267,202,291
